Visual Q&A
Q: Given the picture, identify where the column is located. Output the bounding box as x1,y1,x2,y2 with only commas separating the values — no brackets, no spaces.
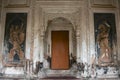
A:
76,33,81,62
33,4,41,64
39,35,44,62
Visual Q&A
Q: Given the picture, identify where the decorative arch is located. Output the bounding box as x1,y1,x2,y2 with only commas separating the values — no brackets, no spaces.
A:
43,17,77,68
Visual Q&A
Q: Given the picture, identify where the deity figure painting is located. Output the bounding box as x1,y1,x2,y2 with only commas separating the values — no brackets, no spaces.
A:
94,13,117,66
8,24,25,62
4,13,27,66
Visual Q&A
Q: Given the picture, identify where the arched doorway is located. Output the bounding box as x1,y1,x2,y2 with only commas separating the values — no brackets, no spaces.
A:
44,17,76,70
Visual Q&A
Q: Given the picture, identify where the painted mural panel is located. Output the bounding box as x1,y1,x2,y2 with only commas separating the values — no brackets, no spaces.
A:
3,13,27,66
94,13,117,66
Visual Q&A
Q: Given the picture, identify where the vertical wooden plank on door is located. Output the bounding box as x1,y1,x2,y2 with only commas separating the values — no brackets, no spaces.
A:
51,31,69,70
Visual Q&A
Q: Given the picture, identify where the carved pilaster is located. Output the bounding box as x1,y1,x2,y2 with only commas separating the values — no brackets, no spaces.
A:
32,4,41,62
39,35,44,62
30,22,34,60
76,31,81,62
29,0,36,61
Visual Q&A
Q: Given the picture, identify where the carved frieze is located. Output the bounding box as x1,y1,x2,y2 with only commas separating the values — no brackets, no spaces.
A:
90,0,117,8
4,0,30,8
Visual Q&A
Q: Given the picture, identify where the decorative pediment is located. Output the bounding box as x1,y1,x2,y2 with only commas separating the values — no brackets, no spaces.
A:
34,0,84,32
35,0,84,14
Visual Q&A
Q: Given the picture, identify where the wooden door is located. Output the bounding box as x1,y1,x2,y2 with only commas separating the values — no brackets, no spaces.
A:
51,31,69,70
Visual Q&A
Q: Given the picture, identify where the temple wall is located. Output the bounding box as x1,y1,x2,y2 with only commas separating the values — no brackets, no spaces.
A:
0,0,119,78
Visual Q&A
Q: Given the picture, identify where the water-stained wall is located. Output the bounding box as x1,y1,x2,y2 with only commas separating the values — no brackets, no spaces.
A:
0,0,119,76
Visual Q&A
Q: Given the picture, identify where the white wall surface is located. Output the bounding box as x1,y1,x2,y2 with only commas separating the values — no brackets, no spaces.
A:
0,0,119,74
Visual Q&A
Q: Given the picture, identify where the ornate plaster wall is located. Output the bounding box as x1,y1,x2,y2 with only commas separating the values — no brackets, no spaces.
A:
0,0,119,77
32,0,88,63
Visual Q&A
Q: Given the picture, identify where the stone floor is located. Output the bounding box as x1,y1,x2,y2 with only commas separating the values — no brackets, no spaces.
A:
0,72,119,80
0,76,119,80
0,78,120,80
